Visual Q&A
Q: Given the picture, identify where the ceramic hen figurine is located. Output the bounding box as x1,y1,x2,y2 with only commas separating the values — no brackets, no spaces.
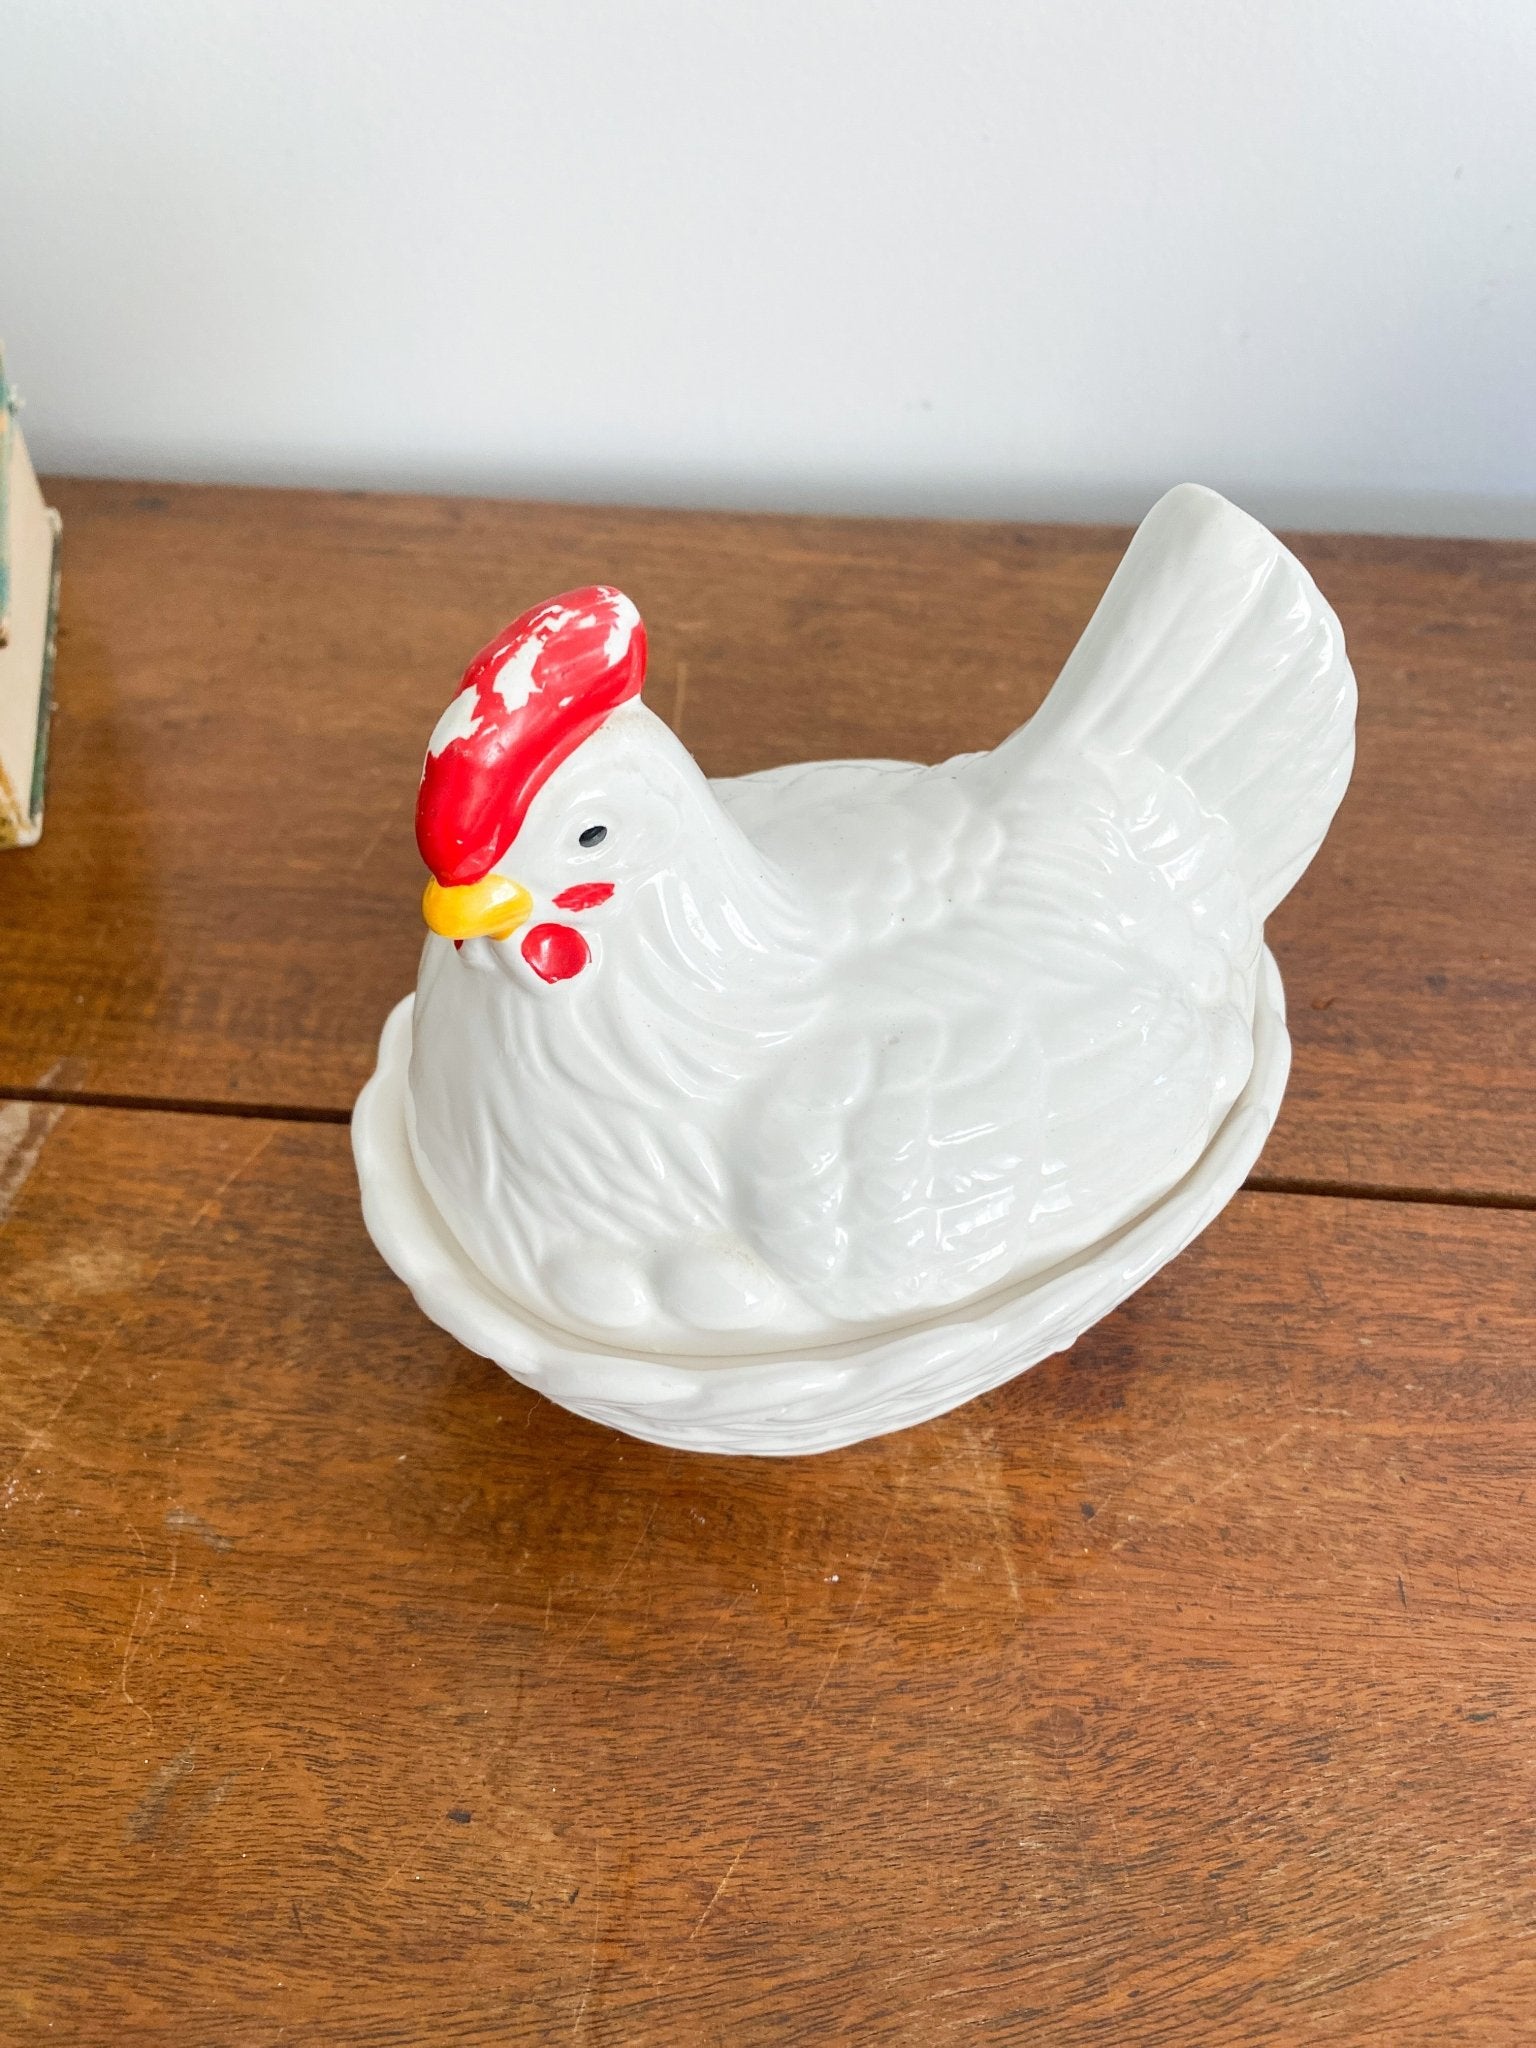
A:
356,485,1355,1453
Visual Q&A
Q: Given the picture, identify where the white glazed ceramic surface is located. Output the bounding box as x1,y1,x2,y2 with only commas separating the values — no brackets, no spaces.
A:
355,483,1355,1452
354,948,1289,1456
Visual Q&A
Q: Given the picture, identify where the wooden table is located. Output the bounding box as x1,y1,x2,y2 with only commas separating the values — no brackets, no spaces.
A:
2,482,1532,2044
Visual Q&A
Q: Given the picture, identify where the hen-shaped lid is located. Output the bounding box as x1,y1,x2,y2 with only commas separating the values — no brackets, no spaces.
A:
416,586,646,886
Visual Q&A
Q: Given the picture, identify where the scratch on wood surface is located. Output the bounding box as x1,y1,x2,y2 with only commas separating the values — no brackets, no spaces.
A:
118,1518,157,1732
4,1130,279,1503
965,1415,1022,1608
686,1593,744,1660
687,1832,756,1948
35,1056,89,1090
187,1126,279,1233
807,1499,895,1713
465,1503,663,1816
1103,1805,1134,1891
1110,1423,1306,1550
165,1506,234,1553
116,1494,187,1725
351,806,402,877
0,1283,170,1499
125,1747,238,1847
2,1354,99,1504
670,661,689,740
0,1098,64,1233
673,1449,912,1969
571,1842,604,2038
124,1743,198,1843
553,1502,659,1672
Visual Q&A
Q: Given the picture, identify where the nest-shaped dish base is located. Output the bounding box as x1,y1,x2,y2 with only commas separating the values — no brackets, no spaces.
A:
353,952,1290,1457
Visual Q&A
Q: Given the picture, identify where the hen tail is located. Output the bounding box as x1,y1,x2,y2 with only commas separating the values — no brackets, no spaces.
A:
1021,484,1356,922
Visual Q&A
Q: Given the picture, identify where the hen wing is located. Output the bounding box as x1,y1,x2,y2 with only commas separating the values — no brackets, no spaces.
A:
731,752,1257,1326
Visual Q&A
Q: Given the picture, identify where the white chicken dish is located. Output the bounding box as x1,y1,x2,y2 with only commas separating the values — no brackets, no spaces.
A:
355,484,1355,1453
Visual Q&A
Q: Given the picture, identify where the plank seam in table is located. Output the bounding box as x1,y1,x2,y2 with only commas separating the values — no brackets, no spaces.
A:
4,1089,1533,1216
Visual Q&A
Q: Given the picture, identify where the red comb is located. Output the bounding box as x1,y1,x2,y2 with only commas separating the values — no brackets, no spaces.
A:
416,586,645,886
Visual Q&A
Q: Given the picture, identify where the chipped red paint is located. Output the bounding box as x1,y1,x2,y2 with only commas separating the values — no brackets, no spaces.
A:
521,923,591,983
417,588,645,888
552,881,615,912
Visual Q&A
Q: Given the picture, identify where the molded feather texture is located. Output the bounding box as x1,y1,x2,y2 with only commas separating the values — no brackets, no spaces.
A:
408,727,1260,1353
396,485,1353,1360
1017,484,1356,921
407,708,830,1347
355,950,1294,1453
725,749,1257,1328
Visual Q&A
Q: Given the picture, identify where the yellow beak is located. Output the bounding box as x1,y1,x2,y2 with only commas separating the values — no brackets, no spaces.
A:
422,873,534,942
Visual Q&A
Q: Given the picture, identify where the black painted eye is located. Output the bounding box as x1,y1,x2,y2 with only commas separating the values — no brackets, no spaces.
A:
578,824,608,847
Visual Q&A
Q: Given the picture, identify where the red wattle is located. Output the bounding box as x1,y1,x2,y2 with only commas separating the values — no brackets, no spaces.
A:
521,923,590,983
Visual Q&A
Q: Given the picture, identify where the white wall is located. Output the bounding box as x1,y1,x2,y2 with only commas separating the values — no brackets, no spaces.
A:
4,0,1533,535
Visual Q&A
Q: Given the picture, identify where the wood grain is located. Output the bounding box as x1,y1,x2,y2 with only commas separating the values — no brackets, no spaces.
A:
0,481,1531,1197
3,1103,1534,2044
